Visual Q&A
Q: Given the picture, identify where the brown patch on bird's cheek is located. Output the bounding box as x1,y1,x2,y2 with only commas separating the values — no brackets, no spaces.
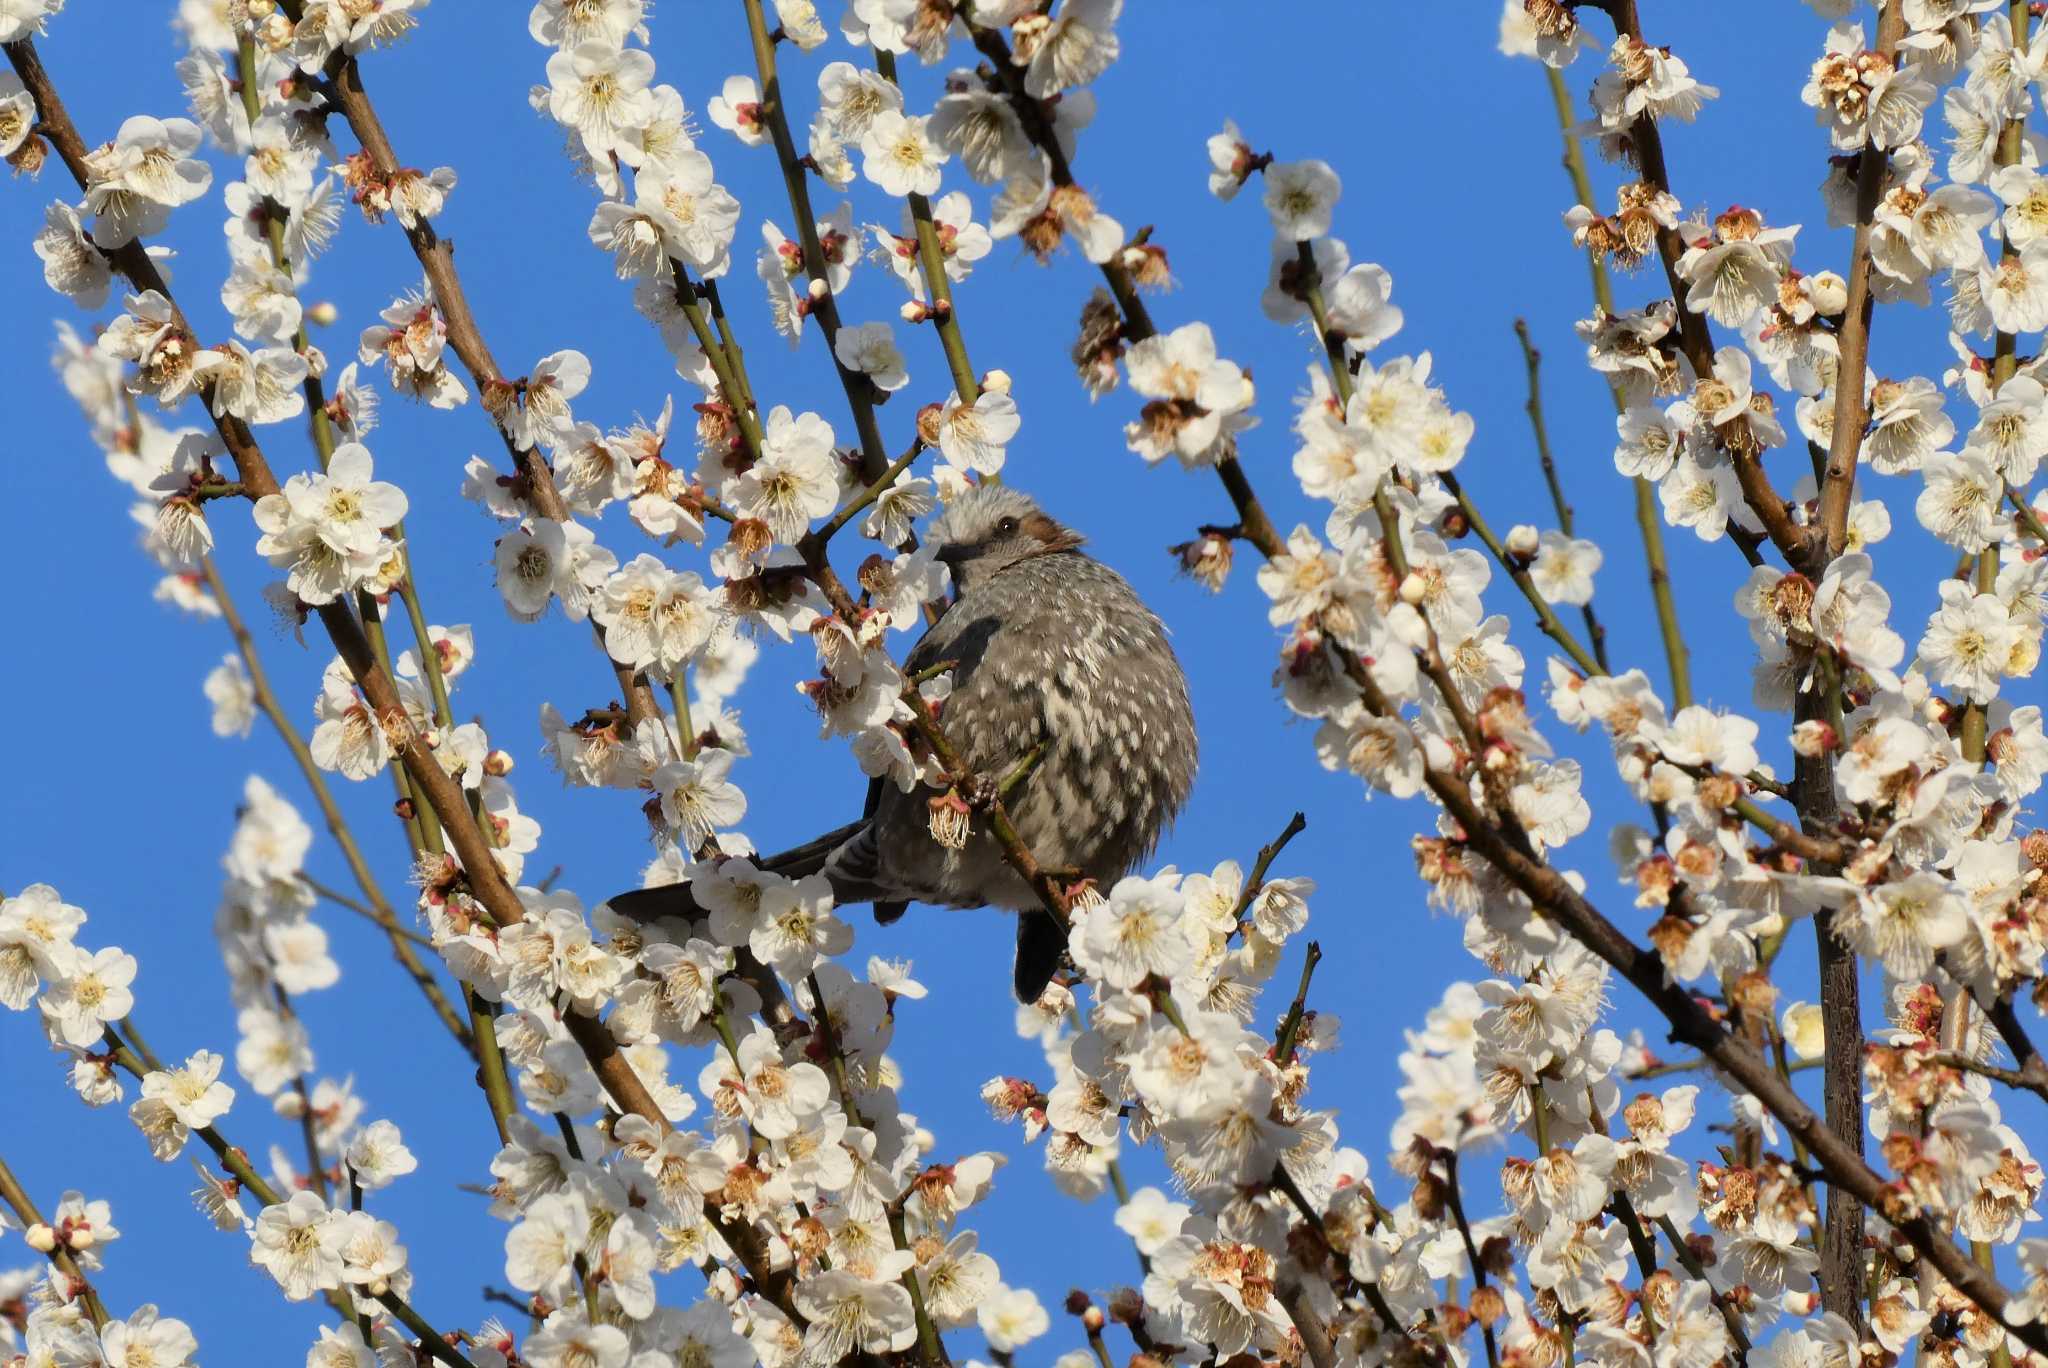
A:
1020,512,1086,553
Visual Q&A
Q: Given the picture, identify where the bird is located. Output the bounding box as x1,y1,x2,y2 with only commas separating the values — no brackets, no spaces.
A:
610,484,1199,1001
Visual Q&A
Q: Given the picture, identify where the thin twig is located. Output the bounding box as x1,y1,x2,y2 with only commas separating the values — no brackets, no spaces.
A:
0,1152,110,1328
1513,319,1608,672
202,557,474,1055
1229,811,1309,925
8,38,799,1323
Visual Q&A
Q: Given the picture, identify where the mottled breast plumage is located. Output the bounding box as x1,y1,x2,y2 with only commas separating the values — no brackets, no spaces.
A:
870,547,1198,912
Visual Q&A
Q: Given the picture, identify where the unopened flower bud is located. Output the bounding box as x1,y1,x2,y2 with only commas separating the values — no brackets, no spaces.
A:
1082,1305,1105,1334
1504,524,1541,559
66,1227,94,1250
305,300,338,326
25,1223,56,1252
246,0,276,17
1922,696,1949,726
1411,1170,1447,1220
484,749,514,777
806,277,828,301
1398,572,1428,605
1781,1001,1825,1060
1782,1289,1820,1317
1790,719,1836,758
981,368,1013,395
1807,270,1849,316
899,300,930,324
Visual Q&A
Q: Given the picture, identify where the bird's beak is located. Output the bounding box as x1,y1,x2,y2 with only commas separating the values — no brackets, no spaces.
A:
932,544,968,604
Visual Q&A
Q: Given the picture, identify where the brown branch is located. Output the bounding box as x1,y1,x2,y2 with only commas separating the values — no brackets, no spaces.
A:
1536,62,1694,707
6,37,802,1325
935,44,2033,1342
739,0,890,480
1929,1051,2048,1103
1229,811,1309,926
1272,941,1322,1069
1440,472,1604,678
1441,1151,1502,1368
1276,1280,1339,1368
1974,986,2048,1105
203,555,475,1055
1578,3,1810,570
1814,4,1907,561
310,46,666,731
1577,0,1877,1323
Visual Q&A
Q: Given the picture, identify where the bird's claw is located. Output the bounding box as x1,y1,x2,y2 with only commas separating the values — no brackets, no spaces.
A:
959,773,1001,811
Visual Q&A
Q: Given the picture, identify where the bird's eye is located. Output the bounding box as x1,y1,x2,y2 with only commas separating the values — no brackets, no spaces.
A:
996,516,1019,536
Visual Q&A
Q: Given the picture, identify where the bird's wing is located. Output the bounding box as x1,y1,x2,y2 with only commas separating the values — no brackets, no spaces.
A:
817,819,905,909
902,587,1053,779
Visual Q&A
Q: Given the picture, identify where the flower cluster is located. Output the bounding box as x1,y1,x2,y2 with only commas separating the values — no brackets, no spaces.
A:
13,2,2048,1368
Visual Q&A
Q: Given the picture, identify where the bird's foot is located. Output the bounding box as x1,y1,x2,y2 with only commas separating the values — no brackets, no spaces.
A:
959,772,1002,811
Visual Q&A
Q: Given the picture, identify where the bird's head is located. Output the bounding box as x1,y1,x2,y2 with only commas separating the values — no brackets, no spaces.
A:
927,485,1084,594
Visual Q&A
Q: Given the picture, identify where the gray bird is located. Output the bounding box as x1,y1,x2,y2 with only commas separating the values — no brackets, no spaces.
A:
612,485,1198,1001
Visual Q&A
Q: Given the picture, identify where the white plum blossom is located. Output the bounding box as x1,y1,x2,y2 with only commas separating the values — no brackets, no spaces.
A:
40,946,138,1049
861,111,947,198
546,42,657,158
652,747,747,847
203,654,256,738
1919,580,2024,703
832,321,909,392
1530,532,1603,606
251,1191,345,1301
1262,158,1341,240
935,390,1022,475
1122,322,1255,467
1070,871,1194,989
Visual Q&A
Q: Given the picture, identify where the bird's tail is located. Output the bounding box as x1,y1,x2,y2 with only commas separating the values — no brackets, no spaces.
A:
1012,909,1065,1003
603,818,867,924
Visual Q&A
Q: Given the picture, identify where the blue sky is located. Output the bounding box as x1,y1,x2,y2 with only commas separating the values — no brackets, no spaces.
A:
0,1,2014,1360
